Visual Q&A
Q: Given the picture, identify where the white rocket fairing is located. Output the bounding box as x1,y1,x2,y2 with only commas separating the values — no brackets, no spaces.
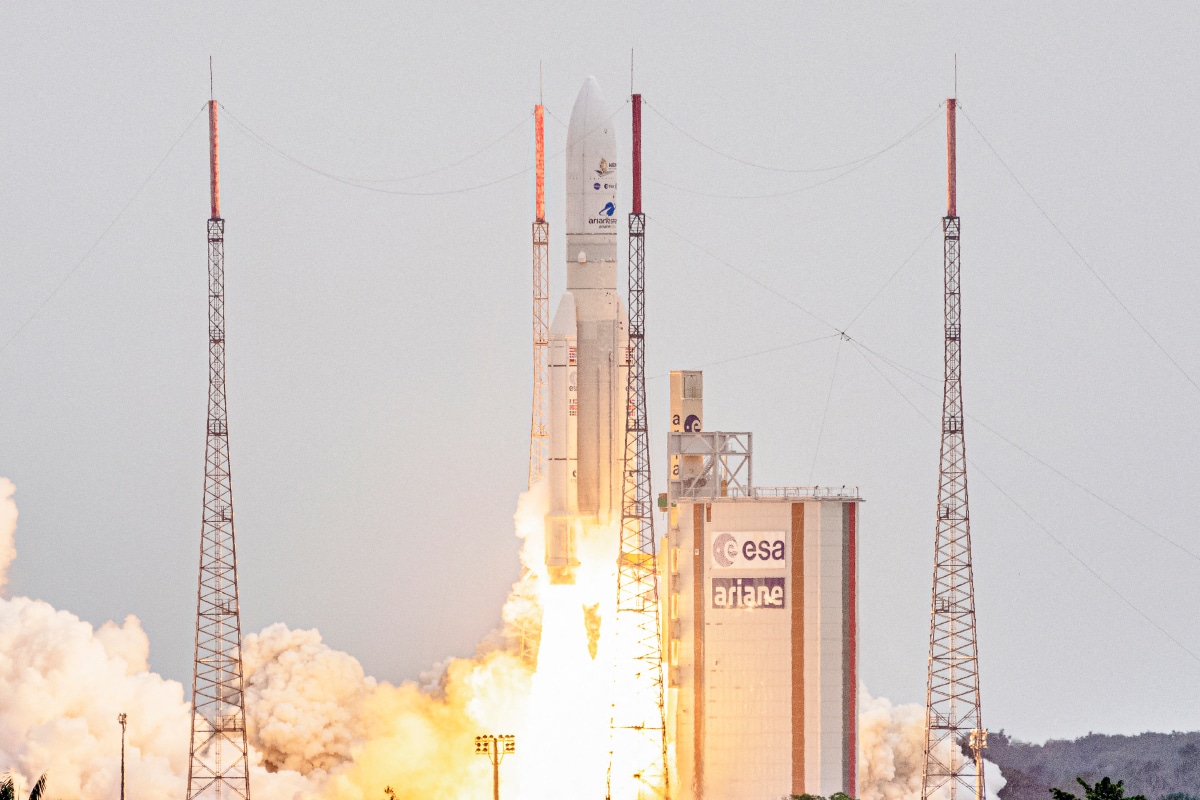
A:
545,77,628,584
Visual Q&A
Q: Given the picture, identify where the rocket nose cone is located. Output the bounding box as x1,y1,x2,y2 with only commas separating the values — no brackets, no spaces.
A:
568,76,608,133
566,76,618,237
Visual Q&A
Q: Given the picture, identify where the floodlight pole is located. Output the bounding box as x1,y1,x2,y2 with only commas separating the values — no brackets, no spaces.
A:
119,712,128,800
474,734,516,800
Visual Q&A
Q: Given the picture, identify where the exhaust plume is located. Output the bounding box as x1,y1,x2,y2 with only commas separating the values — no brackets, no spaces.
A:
0,477,1003,800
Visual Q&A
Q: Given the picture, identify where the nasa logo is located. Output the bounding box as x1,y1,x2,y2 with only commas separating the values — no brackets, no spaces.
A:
712,533,738,568
594,182,601,190
684,414,701,432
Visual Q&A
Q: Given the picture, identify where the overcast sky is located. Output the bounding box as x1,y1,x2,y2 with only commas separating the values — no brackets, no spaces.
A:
3,2,1200,744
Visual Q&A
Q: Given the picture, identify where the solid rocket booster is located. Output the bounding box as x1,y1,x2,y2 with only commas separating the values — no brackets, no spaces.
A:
545,77,628,584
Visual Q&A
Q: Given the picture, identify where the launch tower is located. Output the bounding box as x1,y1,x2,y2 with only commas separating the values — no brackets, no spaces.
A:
608,92,669,799
186,98,251,800
530,96,550,489
920,97,987,800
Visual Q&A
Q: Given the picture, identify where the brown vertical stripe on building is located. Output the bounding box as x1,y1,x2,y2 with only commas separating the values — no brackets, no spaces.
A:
693,502,705,799
843,502,858,795
791,502,806,794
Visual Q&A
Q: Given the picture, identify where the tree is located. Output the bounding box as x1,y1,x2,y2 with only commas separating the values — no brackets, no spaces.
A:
1,773,48,800
1051,776,1147,800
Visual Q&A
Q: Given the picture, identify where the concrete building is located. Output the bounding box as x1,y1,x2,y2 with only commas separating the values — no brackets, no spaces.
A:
662,371,860,800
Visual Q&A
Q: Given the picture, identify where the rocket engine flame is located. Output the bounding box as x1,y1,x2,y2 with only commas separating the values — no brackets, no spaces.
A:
0,477,1001,800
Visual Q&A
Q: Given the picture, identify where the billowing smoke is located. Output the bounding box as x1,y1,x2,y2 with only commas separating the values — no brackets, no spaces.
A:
0,478,1005,800
859,687,1006,800
0,478,535,800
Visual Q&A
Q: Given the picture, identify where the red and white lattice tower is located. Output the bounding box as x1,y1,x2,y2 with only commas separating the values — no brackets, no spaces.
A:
608,92,669,800
186,98,251,800
514,98,551,668
921,97,987,800
530,99,550,488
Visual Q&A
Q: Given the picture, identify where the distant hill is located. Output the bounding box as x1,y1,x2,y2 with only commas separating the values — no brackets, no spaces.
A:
989,730,1200,800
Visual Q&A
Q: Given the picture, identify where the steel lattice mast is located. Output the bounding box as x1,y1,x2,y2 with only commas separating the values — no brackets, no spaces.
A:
609,92,669,800
529,98,550,488
921,97,986,800
514,98,551,668
186,98,251,800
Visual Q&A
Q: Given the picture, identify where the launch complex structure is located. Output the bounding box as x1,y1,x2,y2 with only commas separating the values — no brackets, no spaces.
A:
523,81,989,800
185,94,252,800
919,98,987,800
167,69,986,800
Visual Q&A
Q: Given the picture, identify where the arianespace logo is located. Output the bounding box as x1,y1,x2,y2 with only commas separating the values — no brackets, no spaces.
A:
588,202,617,226
710,531,786,570
712,577,785,610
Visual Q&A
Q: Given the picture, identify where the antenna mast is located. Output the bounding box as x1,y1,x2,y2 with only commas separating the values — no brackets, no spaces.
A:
920,96,987,800
516,79,552,668
186,93,251,800
529,84,550,487
608,90,669,800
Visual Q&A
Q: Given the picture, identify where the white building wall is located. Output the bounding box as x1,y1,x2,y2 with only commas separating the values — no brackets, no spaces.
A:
669,497,858,800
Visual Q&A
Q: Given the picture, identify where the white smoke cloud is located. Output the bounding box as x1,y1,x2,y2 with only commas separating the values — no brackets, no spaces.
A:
859,686,1006,800
0,478,1005,800
0,597,190,800
0,478,530,800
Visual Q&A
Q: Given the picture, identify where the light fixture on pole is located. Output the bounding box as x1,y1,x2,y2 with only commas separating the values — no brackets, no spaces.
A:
474,734,516,800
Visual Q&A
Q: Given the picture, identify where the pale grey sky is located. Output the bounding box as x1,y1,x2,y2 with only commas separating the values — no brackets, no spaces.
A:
2,2,1199,743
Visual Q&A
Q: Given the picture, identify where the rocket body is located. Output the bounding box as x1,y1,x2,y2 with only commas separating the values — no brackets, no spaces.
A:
545,77,628,584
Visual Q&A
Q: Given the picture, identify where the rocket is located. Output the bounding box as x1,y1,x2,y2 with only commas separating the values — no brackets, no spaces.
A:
545,77,629,584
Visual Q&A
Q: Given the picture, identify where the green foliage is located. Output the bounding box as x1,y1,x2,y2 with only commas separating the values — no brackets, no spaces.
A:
1051,776,1149,800
0,773,48,800
787,793,858,800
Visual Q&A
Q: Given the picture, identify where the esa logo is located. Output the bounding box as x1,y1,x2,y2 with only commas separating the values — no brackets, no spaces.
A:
711,532,786,570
